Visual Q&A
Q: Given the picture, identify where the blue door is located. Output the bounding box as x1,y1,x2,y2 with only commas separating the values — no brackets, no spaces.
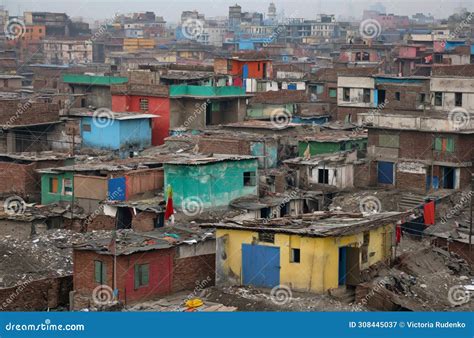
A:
242,244,280,288
377,161,394,184
338,247,347,285
108,177,126,201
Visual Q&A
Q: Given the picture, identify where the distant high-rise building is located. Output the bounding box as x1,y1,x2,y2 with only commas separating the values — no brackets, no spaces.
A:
229,4,242,31
268,3,277,22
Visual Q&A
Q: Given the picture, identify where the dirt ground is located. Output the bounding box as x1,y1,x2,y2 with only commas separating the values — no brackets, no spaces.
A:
203,286,357,311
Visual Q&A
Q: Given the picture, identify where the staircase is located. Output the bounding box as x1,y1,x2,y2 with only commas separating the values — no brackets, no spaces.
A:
398,193,426,211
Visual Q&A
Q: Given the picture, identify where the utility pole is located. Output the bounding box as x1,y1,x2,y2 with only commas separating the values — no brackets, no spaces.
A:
470,174,473,262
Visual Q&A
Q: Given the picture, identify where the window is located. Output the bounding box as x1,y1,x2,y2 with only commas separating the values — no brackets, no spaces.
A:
258,232,274,243
49,177,59,193
418,93,426,104
455,92,463,107
343,87,350,101
329,88,337,98
243,171,256,186
377,89,386,105
82,123,91,132
363,88,371,103
395,92,401,101
290,248,300,263
434,137,454,152
63,178,73,196
94,260,106,284
434,92,443,106
139,98,149,111
318,169,329,184
134,263,149,288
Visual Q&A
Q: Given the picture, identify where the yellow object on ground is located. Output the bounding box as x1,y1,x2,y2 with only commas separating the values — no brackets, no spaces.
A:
185,298,204,308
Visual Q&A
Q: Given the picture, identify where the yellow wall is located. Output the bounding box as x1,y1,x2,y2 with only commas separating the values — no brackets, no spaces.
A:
216,223,394,293
123,38,155,52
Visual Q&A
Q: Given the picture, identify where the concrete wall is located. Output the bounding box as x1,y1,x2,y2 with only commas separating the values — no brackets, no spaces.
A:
430,77,474,112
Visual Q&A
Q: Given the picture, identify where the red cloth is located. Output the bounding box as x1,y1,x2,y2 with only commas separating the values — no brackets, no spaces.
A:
423,201,435,225
396,224,402,243
164,196,174,220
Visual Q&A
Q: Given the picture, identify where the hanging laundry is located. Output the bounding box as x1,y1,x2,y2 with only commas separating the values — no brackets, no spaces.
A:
423,200,435,225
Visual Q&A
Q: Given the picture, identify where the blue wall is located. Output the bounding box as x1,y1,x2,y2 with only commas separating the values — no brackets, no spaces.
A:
81,117,152,154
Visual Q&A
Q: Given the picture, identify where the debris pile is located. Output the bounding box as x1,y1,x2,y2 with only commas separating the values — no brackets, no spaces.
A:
0,229,114,288
355,240,473,311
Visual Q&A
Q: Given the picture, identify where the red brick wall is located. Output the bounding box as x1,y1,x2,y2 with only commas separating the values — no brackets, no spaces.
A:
354,162,371,188
370,129,473,163
0,276,72,311
86,215,116,231
172,254,215,293
396,171,426,192
74,249,174,305
132,211,156,232
74,248,216,305
198,137,251,155
0,162,37,197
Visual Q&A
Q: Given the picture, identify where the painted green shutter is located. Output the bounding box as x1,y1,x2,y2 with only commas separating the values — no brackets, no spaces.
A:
446,138,454,152
434,137,442,151
102,263,107,284
94,261,101,283
134,264,139,289
142,264,149,286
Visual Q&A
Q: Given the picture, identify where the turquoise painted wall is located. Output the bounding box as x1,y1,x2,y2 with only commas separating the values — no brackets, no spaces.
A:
164,159,258,209
170,85,246,97
40,172,74,205
250,141,277,168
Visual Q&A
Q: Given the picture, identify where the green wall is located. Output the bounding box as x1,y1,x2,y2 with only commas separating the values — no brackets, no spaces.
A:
41,172,74,205
164,159,258,209
170,85,246,97
298,139,367,157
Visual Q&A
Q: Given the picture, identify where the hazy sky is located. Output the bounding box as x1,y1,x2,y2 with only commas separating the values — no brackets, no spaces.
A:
3,0,473,22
